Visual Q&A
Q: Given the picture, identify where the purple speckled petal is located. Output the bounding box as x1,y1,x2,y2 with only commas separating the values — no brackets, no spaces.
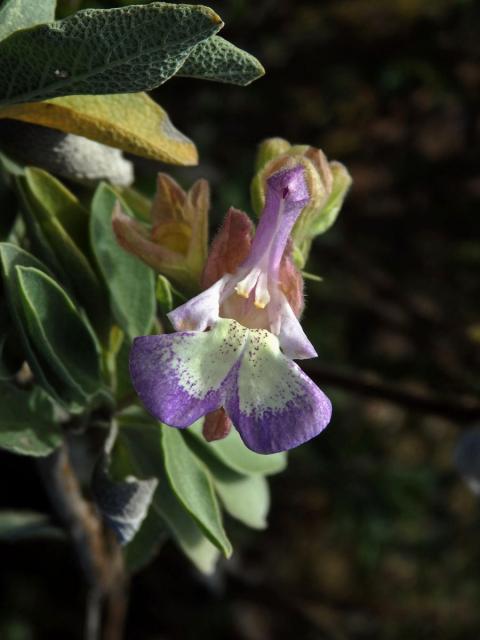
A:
225,327,331,454
130,319,330,454
129,320,249,427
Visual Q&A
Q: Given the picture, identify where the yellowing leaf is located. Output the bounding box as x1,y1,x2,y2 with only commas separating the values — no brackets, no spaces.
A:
0,93,198,166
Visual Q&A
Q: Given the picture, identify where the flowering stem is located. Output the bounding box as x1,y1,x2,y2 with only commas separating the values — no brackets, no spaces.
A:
37,440,128,640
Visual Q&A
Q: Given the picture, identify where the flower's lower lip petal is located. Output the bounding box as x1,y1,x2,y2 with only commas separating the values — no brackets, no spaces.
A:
129,322,248,427
225,330,331,454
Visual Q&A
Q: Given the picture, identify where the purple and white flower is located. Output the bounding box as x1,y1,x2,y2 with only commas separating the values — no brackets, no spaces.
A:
129,166,332,454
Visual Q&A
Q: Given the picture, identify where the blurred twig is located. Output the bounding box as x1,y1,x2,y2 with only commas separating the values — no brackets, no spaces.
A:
304,364,480,424
38,442,128,640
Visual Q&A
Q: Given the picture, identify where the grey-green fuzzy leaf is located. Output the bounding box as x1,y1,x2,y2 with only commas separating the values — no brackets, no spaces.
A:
177,35,264,86
186,436,270,529
0,384,61,456
0,0,56,42
16,265,107,410
189,421,287,476
0,3,222,106
0,242,66,402
119,419,220,574
162,427,232,557
90,183,155,341
17,168,108,331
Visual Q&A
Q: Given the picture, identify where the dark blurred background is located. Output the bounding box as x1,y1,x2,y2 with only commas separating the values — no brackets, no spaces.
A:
1,0,480,638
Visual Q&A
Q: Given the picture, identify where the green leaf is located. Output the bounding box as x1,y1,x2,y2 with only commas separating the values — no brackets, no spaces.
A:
162,427,232,557
119,418,220,574
0,242,68,402
15,265,107,411
301,270,323,282
0,311,22,381
22,167,88,246
155,275,174,313
0,149,23,176
124,509,167,574
0,93,198,165
90,183,155,341
16,169,107,327
189,421,287,476
213,469,269,530
309,162,352,236
188,437,269,529
0,163,17,239
178,35,265,86
113,186,152,223
0,510,63,540
14,176,63,275
0,0,56,42
0,3,222,106
0,384,61,456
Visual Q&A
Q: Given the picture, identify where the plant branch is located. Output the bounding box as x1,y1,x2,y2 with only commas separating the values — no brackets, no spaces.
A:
303,364,480,423
38,442,128,640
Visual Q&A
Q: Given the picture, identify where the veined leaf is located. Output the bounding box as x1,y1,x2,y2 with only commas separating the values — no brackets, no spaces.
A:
0,93,198,165
189,421,287,476
15,266,108,411
178,35,265,86
90,183,155,341
119,419,220,574
0,384,61,457
0,3,222,106
162,427,232,557
0,0,56,42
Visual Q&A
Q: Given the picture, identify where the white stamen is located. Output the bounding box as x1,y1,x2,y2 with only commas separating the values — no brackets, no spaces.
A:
254,271,270,309
235,267,261,299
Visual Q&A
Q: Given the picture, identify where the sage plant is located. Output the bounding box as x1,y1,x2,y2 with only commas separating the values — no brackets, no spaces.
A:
0,1,350,637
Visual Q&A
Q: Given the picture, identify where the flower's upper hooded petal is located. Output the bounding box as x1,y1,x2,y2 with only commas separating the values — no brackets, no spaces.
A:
129,320,249,427
243,166,310,276
225,326,330,454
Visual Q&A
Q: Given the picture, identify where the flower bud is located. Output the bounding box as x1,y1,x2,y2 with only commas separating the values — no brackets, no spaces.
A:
202,408,232,442
113,173,209,293
201,207,254,289
251,139,352,268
